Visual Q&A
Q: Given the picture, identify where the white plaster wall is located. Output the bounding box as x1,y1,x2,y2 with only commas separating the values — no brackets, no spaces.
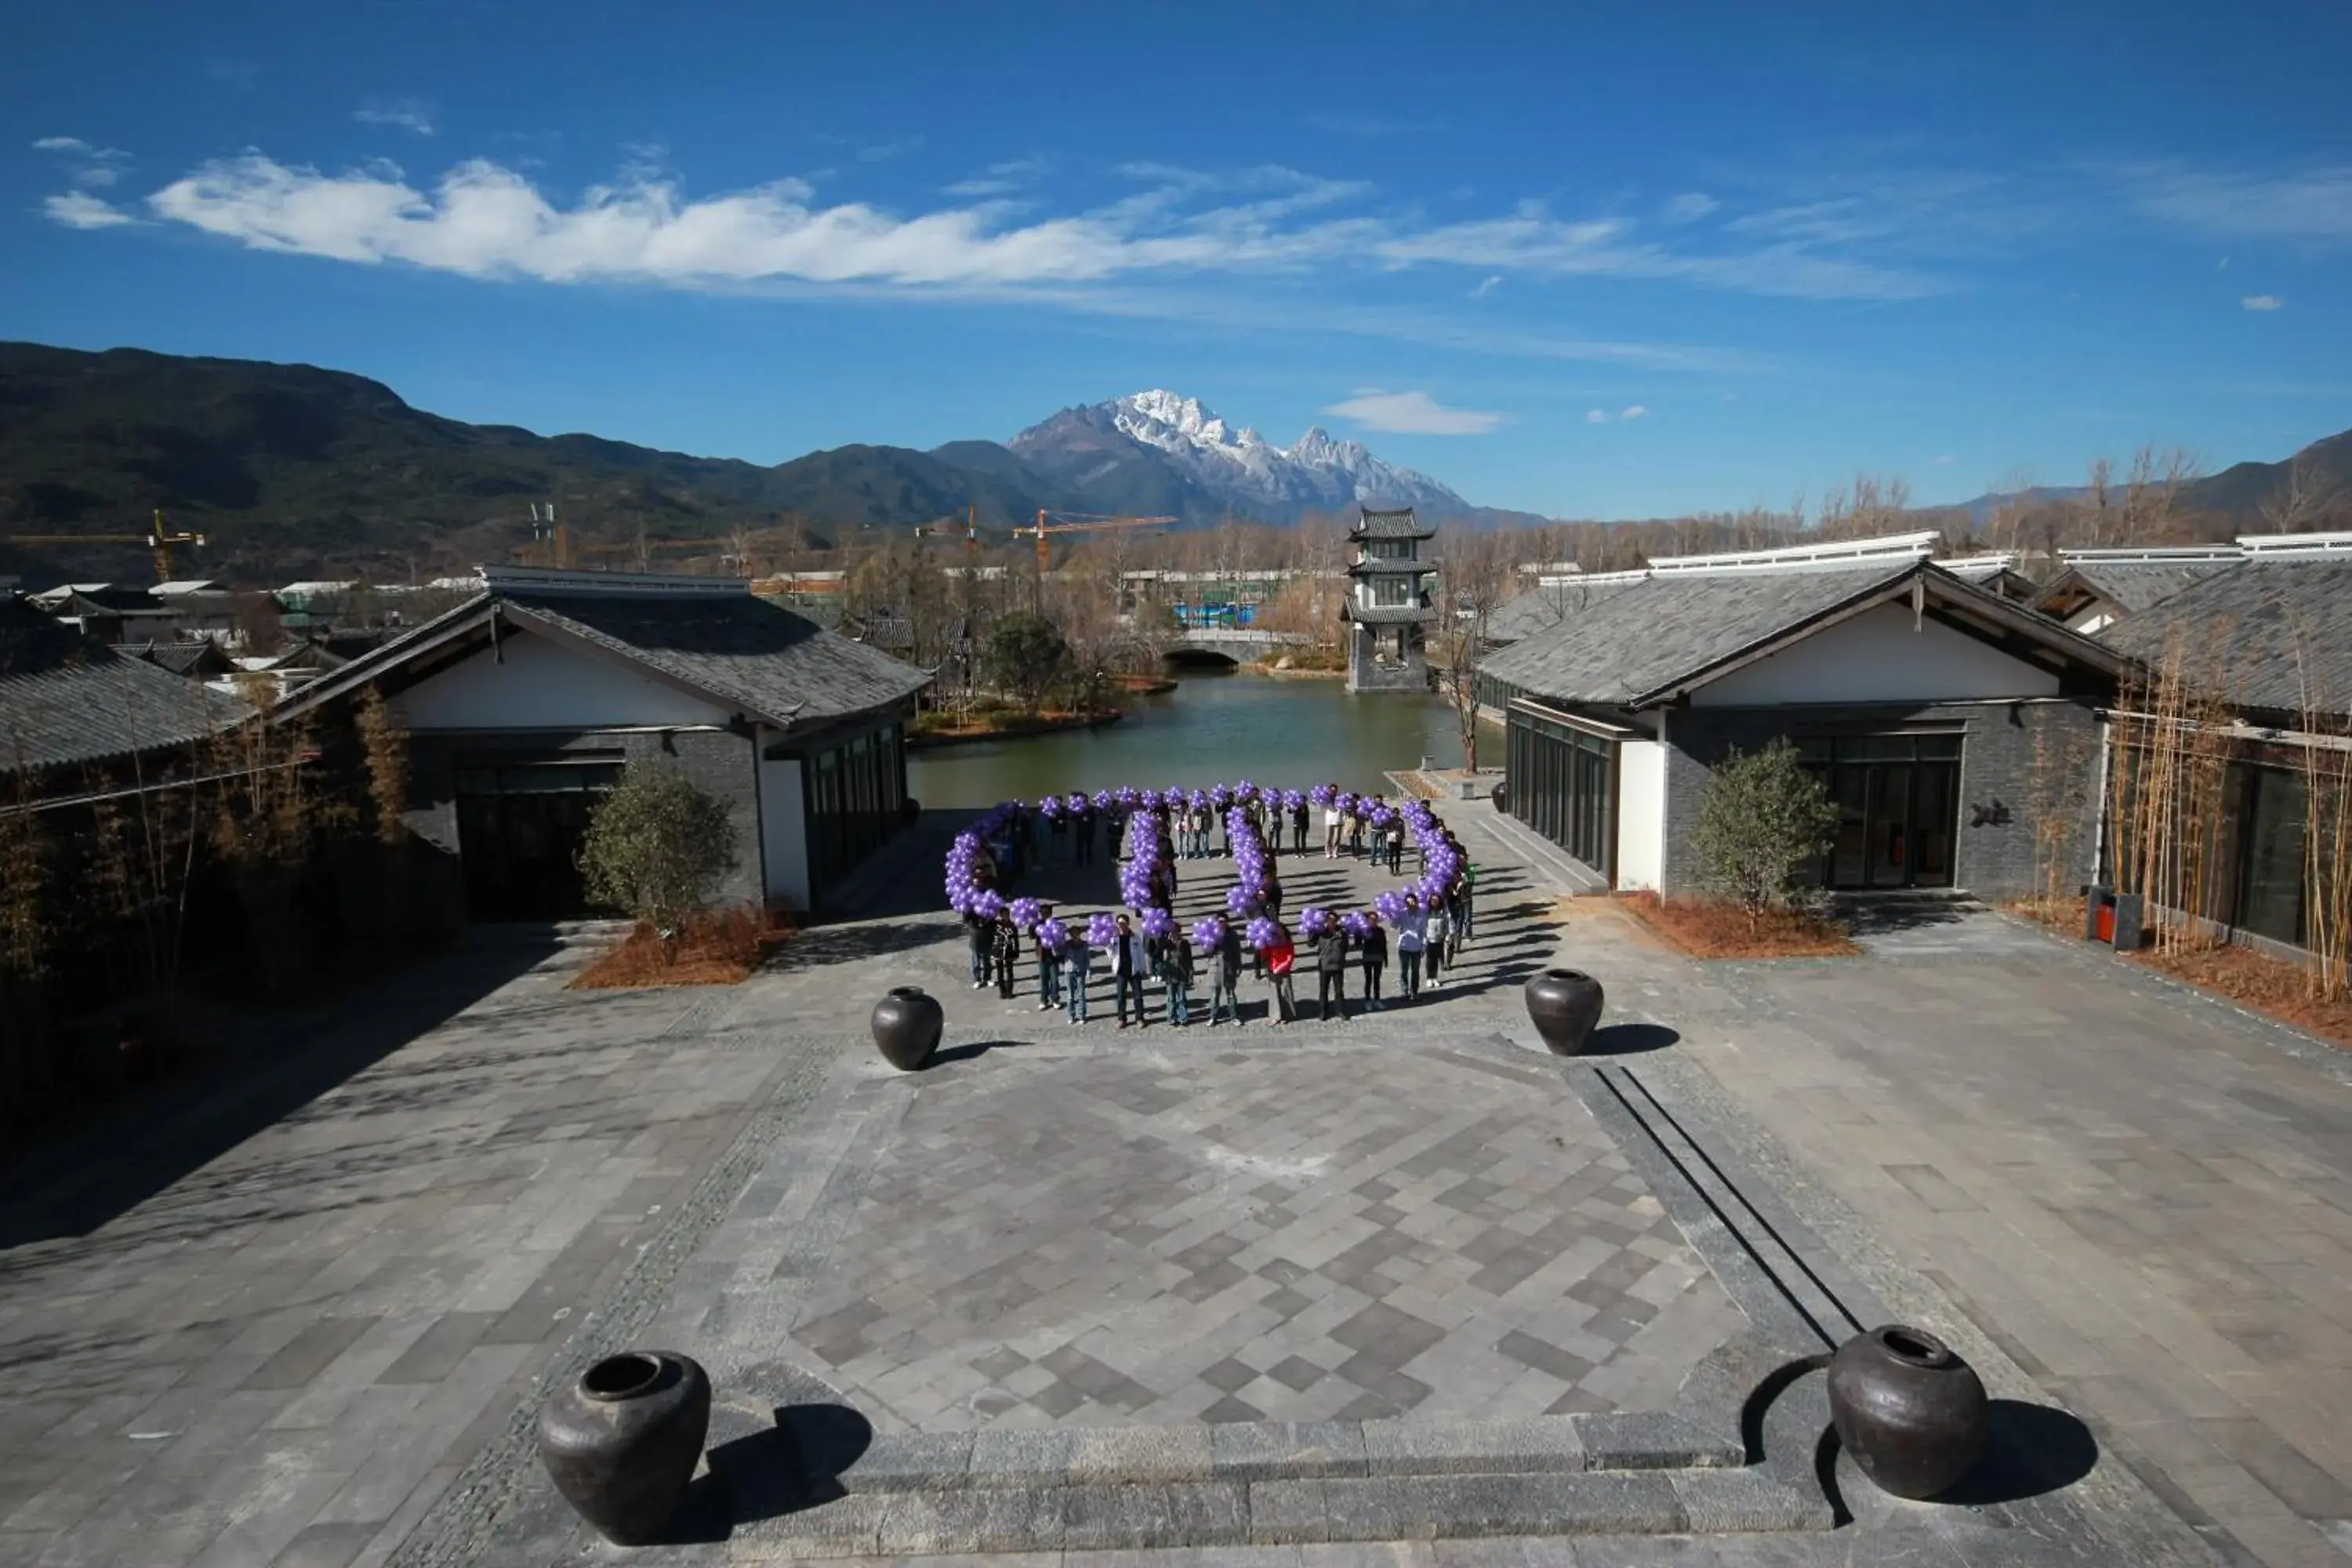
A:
395,628,732,730
757,748,811,913
1615,739,1666,891
1690,603,2060,707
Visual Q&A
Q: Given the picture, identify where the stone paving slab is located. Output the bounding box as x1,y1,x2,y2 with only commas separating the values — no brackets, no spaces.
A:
671,1036,1751,1436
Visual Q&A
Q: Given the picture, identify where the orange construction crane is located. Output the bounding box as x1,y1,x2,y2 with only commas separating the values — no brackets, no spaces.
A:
5,510,206,583
1012,510,1175,572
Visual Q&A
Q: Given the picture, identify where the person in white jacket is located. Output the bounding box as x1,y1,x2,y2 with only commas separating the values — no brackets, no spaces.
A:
1422,901,1450,988
1396,892,1425,996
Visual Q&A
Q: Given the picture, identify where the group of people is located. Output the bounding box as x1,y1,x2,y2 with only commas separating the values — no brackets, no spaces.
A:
958,843,1474,1031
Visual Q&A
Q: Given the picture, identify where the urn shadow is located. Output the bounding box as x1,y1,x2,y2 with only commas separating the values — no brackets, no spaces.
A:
1935,1399,2100,1504
1585,1022,1680,1055
691,1401,876,1535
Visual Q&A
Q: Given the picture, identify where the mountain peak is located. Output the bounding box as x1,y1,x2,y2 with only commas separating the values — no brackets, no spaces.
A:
1009,388,1467,519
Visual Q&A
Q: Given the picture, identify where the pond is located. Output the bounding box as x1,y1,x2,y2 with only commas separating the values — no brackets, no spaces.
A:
908,671,1499,808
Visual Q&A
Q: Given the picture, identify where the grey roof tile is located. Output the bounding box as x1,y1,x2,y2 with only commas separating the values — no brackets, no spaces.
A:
504,590,931,724
1475,564,1917,706
1351,507,1434,540
2,600,248,775
2039,560,2232,615
2103,559,2352,720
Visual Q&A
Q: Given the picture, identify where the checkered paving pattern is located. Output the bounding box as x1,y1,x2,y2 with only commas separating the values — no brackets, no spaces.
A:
786,1044,1745,1431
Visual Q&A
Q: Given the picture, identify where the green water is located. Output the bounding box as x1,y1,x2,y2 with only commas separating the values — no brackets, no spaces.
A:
908,672,1497,808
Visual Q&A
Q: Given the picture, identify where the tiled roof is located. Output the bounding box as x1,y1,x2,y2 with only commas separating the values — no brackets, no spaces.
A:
1350,507,1435,540
2035,561,2230,618
506,590,932,724
1482,578,1646,645
114,640,235,677
278,584,931,730
1,600,248,775
1341,601,1433,625
2103,560,2352,720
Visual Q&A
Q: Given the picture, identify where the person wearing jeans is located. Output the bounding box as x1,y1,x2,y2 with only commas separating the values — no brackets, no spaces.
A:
1158,932,1194,1025
1036,927,1062,1011
1063,940,1092,1023
1315,925,1349,1022
1208,924,1243,1026
1112,915,1150,1028
1396,893,1424,998
1359,922,1388,1011
1422,902,1449,989
965,912,993,988
1265,922,1298,1025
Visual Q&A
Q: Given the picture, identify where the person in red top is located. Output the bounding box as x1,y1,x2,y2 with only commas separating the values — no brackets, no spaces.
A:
1264,921,1298,1026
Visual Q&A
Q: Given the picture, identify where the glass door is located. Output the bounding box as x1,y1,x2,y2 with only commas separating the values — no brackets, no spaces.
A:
1868,764,1912,888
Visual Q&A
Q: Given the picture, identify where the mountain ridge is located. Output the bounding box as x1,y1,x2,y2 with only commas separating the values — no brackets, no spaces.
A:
0,340,2343,583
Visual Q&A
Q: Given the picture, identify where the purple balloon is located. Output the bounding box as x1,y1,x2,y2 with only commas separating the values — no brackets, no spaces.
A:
1142,906,1177,939
1036,917,1068,951
1191,915,1226,952
1086,912,1120,948
1246,916,1283,952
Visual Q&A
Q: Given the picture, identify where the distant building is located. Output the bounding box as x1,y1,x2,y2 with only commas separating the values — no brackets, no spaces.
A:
2103,554,2352,960
1341,507,1436,694
275,567,931,924
1477,537,2125,899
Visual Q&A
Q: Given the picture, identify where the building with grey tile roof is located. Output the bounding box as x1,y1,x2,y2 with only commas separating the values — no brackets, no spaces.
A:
274,568,931,925
2103,558,2352,722
2,597,248,779
2031,558,2235,635
1475,559,2125,903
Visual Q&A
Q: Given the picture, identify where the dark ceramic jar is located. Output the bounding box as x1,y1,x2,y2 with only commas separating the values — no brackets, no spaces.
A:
536,1350,712,1545
870,986,944,1071
1828,1324,1989,1500
1523,968,1605,1055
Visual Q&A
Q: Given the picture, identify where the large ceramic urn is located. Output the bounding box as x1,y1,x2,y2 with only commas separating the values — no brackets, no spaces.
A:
1523,968,1605,1056
536,1350,712,1545
1827,1324,1989,1500
870,986,944,1071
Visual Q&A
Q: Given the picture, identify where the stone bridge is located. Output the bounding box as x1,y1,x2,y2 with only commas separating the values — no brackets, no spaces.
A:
1163,626,1315,664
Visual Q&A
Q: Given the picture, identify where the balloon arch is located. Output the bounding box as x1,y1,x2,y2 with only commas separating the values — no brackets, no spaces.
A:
943,782,1467,956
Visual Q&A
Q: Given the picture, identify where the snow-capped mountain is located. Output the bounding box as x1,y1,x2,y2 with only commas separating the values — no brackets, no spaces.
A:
1007,390,1468,520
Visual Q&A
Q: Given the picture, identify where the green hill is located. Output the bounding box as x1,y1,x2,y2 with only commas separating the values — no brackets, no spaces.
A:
0,343,1045,583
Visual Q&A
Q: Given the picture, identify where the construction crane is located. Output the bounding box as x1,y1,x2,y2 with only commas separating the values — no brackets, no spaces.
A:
4,510,207,584
1012,510,1176,573
913,504,982,560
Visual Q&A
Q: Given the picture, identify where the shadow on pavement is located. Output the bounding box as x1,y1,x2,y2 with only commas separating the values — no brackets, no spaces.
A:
1584,1022,1681,1054
0,937,561,1252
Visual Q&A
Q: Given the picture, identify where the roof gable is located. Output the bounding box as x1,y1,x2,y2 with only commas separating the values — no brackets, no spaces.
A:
2105,559,2352,720
1479,561,2122,710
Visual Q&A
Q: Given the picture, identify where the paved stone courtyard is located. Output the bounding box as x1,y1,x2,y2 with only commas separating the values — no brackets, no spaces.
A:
705,1043,1742,1432
4,801,2348,1563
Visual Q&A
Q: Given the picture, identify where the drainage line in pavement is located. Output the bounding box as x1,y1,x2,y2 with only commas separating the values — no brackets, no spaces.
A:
1596,1065,1837,1351
1617,1065,1869,1341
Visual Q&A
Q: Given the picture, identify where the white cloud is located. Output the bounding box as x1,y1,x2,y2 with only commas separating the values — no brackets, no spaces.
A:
1373,204,1944,299
1620,405,1648,420
2241,294,2284,310
1468,274,1501,298
1320,390,1503,436
355,100,436,136
73,147,1948,321
944,157,1049,198
1585,409,1610,424
1932,453,1955,465
1664,191,1719,222
32,135,131,187
44,191,134,229
2122,163,2352,240
858,136,924,163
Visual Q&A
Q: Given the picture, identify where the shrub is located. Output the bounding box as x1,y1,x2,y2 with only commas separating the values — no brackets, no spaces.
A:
982,613,1072,713
579,763,738,934
1687,739,1842,935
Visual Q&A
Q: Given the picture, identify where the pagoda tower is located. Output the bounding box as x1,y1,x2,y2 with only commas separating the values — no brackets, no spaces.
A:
1340,506,1436,693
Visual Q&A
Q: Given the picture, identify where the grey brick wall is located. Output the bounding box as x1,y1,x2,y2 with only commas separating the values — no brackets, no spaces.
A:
401,726,760,930
1346,625,1432,693
1657,699,2101,902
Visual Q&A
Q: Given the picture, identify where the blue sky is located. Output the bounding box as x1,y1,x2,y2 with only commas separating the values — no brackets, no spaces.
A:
5,1,2347,520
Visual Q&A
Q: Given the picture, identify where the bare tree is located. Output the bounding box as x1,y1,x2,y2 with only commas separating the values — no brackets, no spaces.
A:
2259,451,2341,535
1432,532,1512,772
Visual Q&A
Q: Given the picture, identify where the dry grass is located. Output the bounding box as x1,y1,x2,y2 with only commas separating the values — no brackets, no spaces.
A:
570,905,790,989
1619,892,1857,959
2009,896,2352,1051
2134,942,2352,1051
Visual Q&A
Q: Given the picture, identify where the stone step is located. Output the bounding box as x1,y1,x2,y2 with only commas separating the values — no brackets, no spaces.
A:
717,1465,1828,1559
